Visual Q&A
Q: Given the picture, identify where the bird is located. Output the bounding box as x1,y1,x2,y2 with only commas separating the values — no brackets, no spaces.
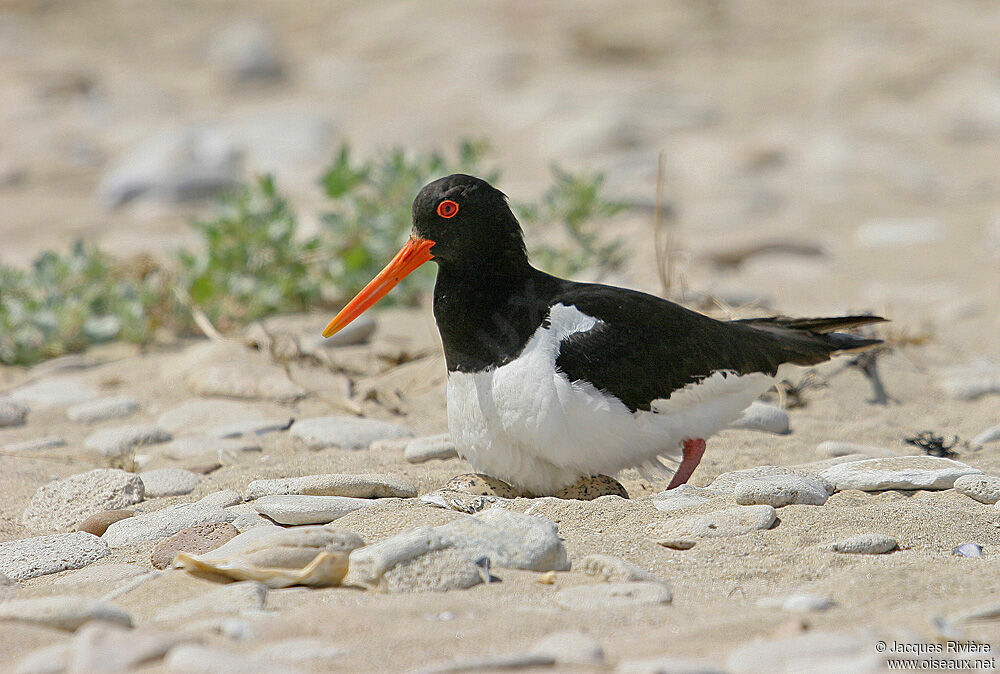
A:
322,174,884,496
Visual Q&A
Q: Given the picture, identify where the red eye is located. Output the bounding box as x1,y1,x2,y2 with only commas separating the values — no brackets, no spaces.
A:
437,200,459,218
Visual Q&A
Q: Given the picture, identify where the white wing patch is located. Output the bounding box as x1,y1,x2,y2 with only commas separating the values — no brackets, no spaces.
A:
447,303,780,494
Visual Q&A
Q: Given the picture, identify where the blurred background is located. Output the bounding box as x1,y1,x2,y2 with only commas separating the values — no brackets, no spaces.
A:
1,0,999,361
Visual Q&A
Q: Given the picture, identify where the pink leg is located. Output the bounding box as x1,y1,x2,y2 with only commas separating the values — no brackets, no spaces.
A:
667,438,707,489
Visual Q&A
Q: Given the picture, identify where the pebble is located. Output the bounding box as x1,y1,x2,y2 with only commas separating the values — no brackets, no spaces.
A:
0,596,132,631
10,377,99,408
726,402,790,435
652,484,716,513
76,509,135,536
579,554,663,584
22,468,145,531
245,473,417,500
938,360,1000,400
0,398,29,427
726,631,881,673
816,441,897,458
827,533,898,554
209,21,284,82
140,468,202,497
381,548,484,593
708,465,831,494
156,399,274,435
290,415,413,450
555,582,672,609
157,435,262,463
656,539,697,550
185,358,306,402
253,495,378,525
854,217,944,247
83,424,172,459
0,532,109,580
102,502,234,548
652,505,777,539
819,456,981,491
66,395,139,424
973,424,1000,446
733,474,829,507
616,657,725,674
151,522,240,569
156,580,268,622
210,417,292,439
198,489,244,508
953,543,984,558
68,622,186,673
758,594,836,612
404,434,459,463
953,474,1000,504
2,436,66,453
530,631,605,665
347,509,569,590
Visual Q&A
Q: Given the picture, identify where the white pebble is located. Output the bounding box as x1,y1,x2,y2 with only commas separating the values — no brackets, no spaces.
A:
827,533,898,554
66,396,139,424
819,456,981,491
733,475,829,507
253,495,377,525
139,468,202,498
404,434,459,463
0,532,110,581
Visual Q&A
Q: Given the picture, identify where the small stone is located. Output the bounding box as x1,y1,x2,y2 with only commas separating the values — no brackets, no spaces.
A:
652,484,716,513
709,465,831,494
102,503,234,548
66,396,139,424
198,489,243,508
290,415,412,450
23,468,144,531
653,505,777,539
726,631,880,673
381,548,484,593
579,554,662,584
10,377,99,408
404,434,459,463
185,358,306,402
855,218,944,247
530,631,605,665
210,417,292,439
83,424,172,459
0,596,131,631
76,509,135,537
953,474,1000,505
189,462,224,475
68,622,186,673
616,657,725,674
816,441,897,458
2,436,66,453
253,495,378,525
0,532,111,580
758,594,836,612
953,543,984,558
151,522,240,569
140,468,202,497
245,473,417,500
555,582,672,609
733,475,829,507
156,581,267,623
656,539,696,550
727,402,790,435
0,398,29,427
827,533,898,554
209,21,284,82
938,360,1000,400
973,424,1000,446
819,456,981,491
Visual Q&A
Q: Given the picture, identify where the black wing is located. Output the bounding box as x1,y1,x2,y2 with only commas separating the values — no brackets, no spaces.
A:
552,281,883,413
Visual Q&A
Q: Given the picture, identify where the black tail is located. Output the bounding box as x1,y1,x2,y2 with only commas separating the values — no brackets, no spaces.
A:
735,314,886,363
735,314,887,334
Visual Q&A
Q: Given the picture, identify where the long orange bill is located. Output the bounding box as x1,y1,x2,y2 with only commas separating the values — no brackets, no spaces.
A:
322,236,436,338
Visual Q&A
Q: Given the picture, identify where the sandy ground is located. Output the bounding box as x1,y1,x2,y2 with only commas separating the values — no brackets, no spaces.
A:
2,1,1000,672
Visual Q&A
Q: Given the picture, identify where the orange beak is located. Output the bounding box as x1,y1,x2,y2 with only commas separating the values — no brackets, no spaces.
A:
322,236,436,338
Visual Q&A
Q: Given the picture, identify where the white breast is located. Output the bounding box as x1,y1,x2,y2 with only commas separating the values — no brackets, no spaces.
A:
446,303,777,494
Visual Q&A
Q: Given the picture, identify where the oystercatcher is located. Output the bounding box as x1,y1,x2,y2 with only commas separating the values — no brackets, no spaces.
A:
323,174,884,495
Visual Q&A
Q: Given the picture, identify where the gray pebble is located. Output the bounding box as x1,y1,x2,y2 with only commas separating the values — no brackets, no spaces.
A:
83,424,172,459
253,495,377,525
0,398,29,427
758,594,835,612
198,489,244,508
816,441,897,458
404,434,459,463
209,417,292,439
733,474,829,507
579,554,663,584
102,503,234,548
139,468,202,498
381,548,484,593
972,424,1000,446
0,596,131,631
245,473,417,500
726,401,790,435
290,415,412,450
66,396,139,424
652,484,716,513
653,505,777,539
22,468,144,532
2,436,66,453
555,582,672,610
953,474,1000,504
709,465,831,494
953,543,984,558
827,533,898,554
9,377,100,408
0,532,110,580
819,456,981,491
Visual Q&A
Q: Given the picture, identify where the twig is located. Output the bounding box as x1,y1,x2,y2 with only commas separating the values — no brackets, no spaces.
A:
171,287,228,343
653,150,672,296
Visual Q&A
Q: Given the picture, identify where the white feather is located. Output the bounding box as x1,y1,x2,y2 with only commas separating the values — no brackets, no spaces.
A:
447,303,780,494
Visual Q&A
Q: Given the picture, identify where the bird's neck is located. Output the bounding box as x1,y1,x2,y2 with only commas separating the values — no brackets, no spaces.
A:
432,261,556,373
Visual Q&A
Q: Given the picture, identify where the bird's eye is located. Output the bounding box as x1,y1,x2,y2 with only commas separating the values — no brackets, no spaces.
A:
437,200,459,218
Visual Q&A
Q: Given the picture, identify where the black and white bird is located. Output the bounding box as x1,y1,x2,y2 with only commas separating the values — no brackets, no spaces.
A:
323,174,884,496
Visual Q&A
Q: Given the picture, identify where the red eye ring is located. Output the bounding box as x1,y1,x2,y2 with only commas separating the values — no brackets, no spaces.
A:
437,200,459,218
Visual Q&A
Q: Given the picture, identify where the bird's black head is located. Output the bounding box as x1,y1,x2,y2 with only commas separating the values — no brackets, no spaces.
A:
322,174,528,338
411,174,527,269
